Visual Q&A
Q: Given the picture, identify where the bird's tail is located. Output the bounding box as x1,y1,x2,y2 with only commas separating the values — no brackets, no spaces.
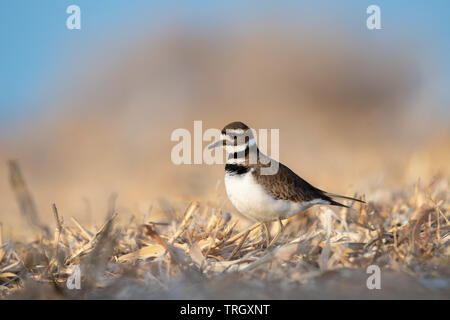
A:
325,192,366,207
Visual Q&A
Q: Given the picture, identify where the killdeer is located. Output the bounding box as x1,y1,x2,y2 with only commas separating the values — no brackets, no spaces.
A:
208,121,364,245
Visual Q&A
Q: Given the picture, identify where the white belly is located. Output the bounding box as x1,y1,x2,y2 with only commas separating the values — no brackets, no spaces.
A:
224,170,326,222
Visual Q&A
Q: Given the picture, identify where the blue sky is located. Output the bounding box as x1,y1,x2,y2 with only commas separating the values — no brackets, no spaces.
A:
1,1,449,125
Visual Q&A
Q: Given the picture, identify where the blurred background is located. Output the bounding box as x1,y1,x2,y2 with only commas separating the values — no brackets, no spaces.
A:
0,0,449,238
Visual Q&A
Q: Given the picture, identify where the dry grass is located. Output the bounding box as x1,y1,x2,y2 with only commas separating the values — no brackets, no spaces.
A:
0,162,449,299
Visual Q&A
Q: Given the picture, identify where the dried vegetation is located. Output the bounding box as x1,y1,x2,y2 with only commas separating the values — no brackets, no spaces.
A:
1,162,449,299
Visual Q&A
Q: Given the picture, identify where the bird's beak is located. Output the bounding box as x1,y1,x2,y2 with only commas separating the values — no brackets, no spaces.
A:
207,139,223,150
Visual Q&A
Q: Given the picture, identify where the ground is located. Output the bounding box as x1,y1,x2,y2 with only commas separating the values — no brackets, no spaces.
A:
1,171,449,299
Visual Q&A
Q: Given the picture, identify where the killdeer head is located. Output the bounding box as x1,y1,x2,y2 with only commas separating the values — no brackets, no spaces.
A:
208,121,259,165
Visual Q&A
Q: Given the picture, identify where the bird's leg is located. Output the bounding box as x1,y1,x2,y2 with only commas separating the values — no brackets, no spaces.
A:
268,218,285,247
262,222,271,248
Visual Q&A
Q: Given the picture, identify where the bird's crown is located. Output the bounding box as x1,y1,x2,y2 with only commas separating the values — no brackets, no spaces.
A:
221,121,250,134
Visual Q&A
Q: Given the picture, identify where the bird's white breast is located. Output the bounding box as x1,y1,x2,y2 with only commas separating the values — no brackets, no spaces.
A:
224,170,327,222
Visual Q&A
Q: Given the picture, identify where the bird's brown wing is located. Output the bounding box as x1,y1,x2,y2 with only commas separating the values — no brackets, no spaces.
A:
253,162,343,205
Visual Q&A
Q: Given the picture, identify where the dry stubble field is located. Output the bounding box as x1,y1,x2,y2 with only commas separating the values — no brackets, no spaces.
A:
0,159,449,299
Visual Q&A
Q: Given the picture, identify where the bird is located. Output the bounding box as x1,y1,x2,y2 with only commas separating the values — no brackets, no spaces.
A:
208,121,364,246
